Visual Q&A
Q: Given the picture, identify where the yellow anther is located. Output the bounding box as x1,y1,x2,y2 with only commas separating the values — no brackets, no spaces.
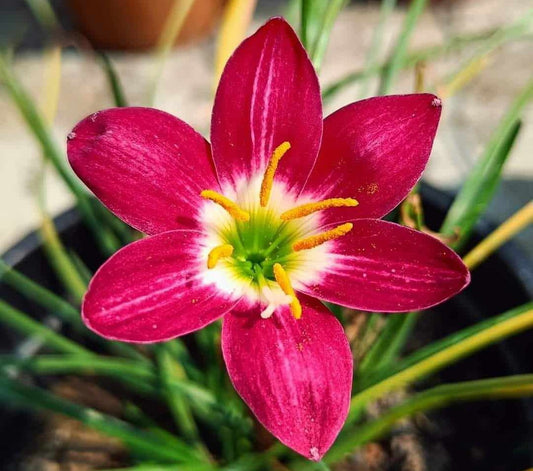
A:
260,141,291,207
207,244,234,269
280,198,359,220
273,263,302,320
292,223,353,252
200,190,250,221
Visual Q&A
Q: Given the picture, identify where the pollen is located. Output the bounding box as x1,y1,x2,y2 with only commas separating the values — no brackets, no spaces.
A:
280,198,359,220
200,190,250,221
260,141,291,207
292,223,353,252
207,244,234,269
273,263,302,319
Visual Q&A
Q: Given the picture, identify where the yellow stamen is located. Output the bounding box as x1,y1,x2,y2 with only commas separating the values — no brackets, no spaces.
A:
293,223,353,252
200,190,250,221
207,244,234,269
273,263,302,320
280,198,359,221
260,141,291,207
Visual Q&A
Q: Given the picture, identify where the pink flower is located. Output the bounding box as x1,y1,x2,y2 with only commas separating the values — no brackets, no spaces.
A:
67,18,469,461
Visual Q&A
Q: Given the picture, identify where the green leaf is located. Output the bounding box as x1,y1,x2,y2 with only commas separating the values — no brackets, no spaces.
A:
358,0,397,98
0,53,119,255
322,22,533,100
300,0,347,70
349,302,533,420
0,299,91,356
0,258,148,362
39,213,87,303
0,353,249,433
378,0,429,94
357,311,419,377
0,376,208,465
328,374,533,462
98,52,129,107
155,344,202,444
441,77,533,249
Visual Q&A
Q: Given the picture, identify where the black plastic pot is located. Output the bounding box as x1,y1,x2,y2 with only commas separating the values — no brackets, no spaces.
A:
1,184,532,470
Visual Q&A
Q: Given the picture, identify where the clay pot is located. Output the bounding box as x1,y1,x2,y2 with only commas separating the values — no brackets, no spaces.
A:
65,0,226,50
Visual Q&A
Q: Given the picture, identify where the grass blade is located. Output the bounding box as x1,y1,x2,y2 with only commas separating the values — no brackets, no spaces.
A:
359,0,397,98
98,52,129,107
0,299,91,356
0,376,208,464
300,0,347,70
155,344,201,444
214,0,257,85
378,0,429,94
329,375,533,462
323,22,533,100
0,53,120,255
39,212,87,303
147,0,195,105
462,201,533,270
441,78,533,249
349,302,533,420
0,259,147,362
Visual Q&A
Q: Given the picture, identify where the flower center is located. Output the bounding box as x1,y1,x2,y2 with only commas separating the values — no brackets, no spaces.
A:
200,142,359,319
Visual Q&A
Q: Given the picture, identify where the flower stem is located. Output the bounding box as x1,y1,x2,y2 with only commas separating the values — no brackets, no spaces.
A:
349,302,533,420
463,201,533,270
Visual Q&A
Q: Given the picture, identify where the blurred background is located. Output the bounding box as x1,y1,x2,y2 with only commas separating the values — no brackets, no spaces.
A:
0,0,531,254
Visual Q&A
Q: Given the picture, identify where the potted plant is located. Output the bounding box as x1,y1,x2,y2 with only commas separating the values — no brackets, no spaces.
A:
1,1,532,470
65,0,226,49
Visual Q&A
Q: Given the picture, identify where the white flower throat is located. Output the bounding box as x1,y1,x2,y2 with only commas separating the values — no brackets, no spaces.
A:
199,142,358,319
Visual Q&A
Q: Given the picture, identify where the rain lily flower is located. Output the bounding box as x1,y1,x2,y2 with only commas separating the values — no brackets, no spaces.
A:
67,18,469,461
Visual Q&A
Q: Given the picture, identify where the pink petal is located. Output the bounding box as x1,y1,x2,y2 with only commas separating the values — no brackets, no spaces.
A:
67,107,219,235
83,230,241,343
298,219,469,312
222,295,352,460
304,94,442,225
211,17,322,193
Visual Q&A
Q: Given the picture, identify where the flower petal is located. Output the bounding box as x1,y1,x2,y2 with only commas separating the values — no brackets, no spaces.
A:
303,94,442,224
83,230,241,343
211,17,322,194
222,295,352,460
67,107,219,235
297,219,469,312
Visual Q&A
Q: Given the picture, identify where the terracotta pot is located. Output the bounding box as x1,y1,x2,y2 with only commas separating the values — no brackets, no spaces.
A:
65,0,226,50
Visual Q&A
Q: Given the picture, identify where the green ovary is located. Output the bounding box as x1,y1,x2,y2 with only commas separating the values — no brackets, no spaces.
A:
218,207,304,284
